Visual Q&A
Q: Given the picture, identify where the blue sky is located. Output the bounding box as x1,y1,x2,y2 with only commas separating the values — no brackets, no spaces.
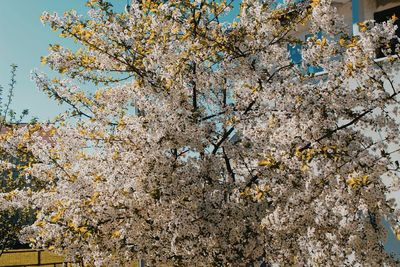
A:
0,0,126,121
0,0,238,122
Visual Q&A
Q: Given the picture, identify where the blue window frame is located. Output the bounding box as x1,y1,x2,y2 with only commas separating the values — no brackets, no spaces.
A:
274,0,305,9
287,33,325,74
288,44,302,66
275,0,304,5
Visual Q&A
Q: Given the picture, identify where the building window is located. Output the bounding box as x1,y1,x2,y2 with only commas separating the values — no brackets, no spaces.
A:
275,0,305,7
288,33,325,74
288,43,302,66
374,5,400,58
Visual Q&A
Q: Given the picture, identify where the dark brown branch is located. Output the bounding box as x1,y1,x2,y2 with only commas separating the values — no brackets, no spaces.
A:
211,64,292,154
222,147,235,182
33,73,93,120
212,127,234,154
245,174,259,188
200,111,227,122
222,78,227,108
192,62,197,111
299,108,373,152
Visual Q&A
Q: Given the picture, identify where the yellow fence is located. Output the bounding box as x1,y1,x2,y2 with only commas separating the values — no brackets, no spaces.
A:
0,249,80,267
0,250,142,267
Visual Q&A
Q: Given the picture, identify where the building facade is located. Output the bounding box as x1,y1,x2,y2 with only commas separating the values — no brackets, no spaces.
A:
285,0,400,70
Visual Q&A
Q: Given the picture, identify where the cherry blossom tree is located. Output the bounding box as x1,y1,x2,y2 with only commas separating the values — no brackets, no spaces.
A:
0,64,33,255
2,0,400,265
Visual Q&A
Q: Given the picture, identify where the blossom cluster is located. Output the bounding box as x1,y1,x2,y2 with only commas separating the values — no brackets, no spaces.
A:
1,0,400,266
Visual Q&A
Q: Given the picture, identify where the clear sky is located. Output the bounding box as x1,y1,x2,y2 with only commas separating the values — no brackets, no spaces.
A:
0,0,238,122
0,0,127,121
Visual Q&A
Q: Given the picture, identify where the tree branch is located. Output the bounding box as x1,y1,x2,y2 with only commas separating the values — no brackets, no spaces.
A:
222,147,235,183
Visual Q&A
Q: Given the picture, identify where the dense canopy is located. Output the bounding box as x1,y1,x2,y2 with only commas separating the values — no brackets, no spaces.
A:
2,0,400,266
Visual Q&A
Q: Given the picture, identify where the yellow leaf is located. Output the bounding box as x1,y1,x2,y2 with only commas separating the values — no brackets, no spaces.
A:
36,220,46,227
255,190,264,200
347,62,353,70
268,115,277,128
346,37,358,48
48,128,57,136
388,56,397,63
240,187,250,198
68,174,77,183
22,131,31,141
89,192,100,204
310,0,320,8
295,96,303,104
112,230,121,238
68,221,78,231
264,184,270,191
40,56,47,65
112,152,120,160
93,173,103,182
181,32,191,41
358,22,367,33
396,229,400,240
50,211,62,223
361,175,369,185
84,231,92,239
94,90,101,100
301,164,309,172
346,178,357,189
258,159,272,167
4,191,17,201
78,226,88,233
59,67,67,74
164,79,172,90
319,37,327,47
